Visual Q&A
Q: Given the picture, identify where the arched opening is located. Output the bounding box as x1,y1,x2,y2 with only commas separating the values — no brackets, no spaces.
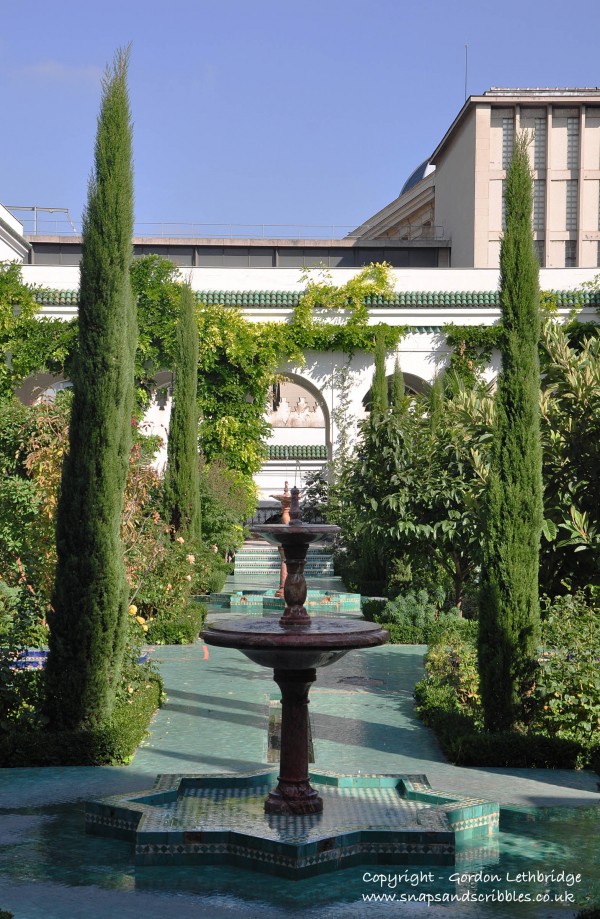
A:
362,371,430,411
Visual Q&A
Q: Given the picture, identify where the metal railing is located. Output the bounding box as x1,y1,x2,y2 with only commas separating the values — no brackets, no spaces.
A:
7,206,446,242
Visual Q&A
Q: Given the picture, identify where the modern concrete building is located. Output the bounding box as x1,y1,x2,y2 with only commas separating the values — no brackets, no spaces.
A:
354,88,600,269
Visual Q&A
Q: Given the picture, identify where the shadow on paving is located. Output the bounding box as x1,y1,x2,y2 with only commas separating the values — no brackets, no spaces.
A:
165,688,267,713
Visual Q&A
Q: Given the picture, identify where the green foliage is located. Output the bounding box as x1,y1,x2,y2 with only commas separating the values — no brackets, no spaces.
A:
534,592,600,744
0,396,71,615
144,599,206,645
130,254,181,397
373,591,477,645
415,594,599,769
479,134,543,732
0,668,163,766
196,304,281,477
443,324,502,386
0,262,43,400
199,457,255,553
328,374,493,603
163,284,200,538
539,319,600,592
370,326,389,417
45,47,137,731
130,534,224,642
390,357,407,416
290,263,402,354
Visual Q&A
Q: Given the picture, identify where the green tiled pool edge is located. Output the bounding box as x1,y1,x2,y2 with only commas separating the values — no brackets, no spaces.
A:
85,770,499,879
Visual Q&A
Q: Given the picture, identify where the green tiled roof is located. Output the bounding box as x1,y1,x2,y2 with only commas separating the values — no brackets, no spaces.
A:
266,444,328,460
35,288,600,310
35,289,79,305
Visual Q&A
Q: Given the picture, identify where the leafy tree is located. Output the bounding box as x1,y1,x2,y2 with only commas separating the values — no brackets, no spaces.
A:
163,284,200,539
326,365,494,603
45,47,137,730
478,135,543,732
130,254,181,399
539,319,600,591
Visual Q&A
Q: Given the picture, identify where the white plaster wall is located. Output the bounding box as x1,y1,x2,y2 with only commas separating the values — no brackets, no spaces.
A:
255,460,327,503
22,264,600,299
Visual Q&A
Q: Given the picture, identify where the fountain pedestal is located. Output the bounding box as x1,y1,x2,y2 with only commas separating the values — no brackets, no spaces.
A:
267,667,320,814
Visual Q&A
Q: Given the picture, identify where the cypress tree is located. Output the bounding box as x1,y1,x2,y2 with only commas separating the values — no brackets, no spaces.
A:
163,283,200,539
390,356,406,416
45,48,137,730
478,134,543,732
371,327,389,417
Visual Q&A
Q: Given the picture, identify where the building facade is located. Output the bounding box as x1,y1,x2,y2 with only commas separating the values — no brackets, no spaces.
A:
354,88,600,269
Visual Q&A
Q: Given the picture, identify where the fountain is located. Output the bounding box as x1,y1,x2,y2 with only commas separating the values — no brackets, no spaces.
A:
86,487,499,876
202,486,388,815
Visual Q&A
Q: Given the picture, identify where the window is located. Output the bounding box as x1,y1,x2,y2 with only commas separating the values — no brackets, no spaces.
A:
566,180,578,230
534,240,545,267
533,180,546,231
534,117,547,170
565,240,577,267
567,116,580,169
502,117,515,169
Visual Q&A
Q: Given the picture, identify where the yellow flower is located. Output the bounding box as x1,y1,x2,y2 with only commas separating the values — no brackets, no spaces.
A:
185,574,192,582
142,624,149,632
176,536,185,544
128,604,137,616
186,554,195,564
135,616,145,625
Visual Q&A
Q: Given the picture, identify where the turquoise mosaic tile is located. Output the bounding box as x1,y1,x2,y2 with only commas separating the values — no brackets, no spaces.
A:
86,770,498,878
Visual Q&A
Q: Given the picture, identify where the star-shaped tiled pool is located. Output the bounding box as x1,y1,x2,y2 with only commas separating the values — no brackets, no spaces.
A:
86,771,499,879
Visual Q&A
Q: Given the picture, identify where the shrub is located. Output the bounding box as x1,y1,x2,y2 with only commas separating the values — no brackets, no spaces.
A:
130,536,222,642
365,588,477,644
360,597,388,621
415,595,600,770
0,667,162,767
144,600,206,645
531,592,600,747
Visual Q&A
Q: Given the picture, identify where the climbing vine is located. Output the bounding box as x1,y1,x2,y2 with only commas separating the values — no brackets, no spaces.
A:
443,323,503,386
290,263,404,354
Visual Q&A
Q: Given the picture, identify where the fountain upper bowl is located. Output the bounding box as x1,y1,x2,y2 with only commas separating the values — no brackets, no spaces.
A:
251,523,340,547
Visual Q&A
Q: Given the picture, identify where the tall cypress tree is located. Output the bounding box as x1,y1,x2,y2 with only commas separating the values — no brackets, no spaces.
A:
163,283,200,539
45,48,137,730
371,327,389,417
478,134,543,732
390,356,406,416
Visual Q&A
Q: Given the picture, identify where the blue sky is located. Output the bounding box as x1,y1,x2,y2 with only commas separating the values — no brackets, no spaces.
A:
2,0,599,233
